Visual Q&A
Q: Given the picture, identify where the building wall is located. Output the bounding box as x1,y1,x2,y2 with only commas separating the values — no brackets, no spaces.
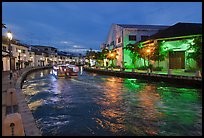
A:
159,38,197,70
138,38,198,70
2,57,10,71
123,28,164,68
116,47,123,67
2,43,29,70
104,24,168,68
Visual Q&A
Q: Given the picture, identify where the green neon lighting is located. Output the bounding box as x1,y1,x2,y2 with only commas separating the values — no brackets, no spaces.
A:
123,35,137,69
161,38,197,69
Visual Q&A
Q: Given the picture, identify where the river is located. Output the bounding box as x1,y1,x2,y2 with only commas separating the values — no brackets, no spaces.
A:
22,69,202,136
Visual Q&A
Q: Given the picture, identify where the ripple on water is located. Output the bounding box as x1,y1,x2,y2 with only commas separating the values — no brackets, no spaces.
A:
22,70,202,136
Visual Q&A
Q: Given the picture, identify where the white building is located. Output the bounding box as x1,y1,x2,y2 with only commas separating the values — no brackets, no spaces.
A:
103,24,169,68
2,37,29,71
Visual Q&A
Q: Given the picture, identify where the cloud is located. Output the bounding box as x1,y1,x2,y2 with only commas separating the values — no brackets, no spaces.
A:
60,41,74,45
3,2,202,53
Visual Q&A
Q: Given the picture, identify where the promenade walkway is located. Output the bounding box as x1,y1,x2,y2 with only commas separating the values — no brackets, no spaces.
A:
2,67,42,136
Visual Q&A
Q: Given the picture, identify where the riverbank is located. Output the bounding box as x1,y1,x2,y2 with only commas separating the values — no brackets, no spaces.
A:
84,67,202,88
2,66,52,136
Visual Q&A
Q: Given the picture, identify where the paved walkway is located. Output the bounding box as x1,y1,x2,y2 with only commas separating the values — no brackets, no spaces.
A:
2,67,42,136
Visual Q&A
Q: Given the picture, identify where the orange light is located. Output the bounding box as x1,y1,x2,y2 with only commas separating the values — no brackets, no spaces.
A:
110,53,114,57
146,49,151,53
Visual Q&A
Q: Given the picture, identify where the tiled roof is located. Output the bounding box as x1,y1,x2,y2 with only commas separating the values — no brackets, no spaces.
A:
57,51,69,56
149,22,202,39
31,47,49,55
116,24,169,30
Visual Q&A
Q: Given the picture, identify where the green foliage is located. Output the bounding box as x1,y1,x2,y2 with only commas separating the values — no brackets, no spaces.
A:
186,37,202,69
86,48,99,60
151,41,168,67
153,66,163,71
100,48,109,60
136,65,149,70
124,43,141,59
124,43,142,67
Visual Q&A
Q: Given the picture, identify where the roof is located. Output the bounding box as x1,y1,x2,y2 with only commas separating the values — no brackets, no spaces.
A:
57,51,69,56
31,47,49,55
149,22,202,40
116,24,169,30
2,36,30,48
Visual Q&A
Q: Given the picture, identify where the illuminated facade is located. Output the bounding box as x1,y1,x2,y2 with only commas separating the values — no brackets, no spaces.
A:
2,36,30,71
102,24,169,68
139,23,202,70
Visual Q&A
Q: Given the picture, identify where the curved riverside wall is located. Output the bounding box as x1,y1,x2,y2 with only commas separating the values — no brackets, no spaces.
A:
15,66,52,136
84,68,202,89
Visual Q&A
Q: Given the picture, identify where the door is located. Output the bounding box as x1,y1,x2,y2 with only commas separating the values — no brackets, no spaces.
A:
11,58,16,71
169,51,185,69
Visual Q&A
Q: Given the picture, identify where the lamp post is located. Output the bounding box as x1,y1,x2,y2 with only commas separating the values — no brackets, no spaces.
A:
146,49,151,66
7,30,13,83
18,49,21,70
24,54,27,68
40,58,43,66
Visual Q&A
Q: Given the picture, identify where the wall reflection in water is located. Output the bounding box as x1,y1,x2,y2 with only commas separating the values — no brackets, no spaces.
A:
96,77,126,133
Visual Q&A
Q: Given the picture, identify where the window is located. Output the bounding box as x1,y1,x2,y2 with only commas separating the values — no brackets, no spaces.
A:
22,50,25,53
141,35,149,41
117,37,121,43
129,35,137,41
3,46,7,51
45,48,48,51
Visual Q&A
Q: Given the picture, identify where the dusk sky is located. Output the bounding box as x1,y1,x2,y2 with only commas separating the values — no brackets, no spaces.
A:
2,2,202,54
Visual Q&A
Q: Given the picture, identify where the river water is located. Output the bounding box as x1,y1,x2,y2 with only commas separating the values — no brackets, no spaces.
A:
22,69,202,136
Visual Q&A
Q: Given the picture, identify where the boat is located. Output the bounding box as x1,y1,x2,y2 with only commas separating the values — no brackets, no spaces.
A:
52,64,79,78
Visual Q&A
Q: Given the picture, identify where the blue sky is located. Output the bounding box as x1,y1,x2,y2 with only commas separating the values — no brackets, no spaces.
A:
2,2,202,54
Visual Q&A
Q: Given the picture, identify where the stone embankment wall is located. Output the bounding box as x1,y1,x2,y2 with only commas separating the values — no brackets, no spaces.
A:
15,66,52,136
84,68,202,88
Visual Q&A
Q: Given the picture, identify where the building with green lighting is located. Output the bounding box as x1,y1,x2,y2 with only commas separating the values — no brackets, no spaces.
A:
138,22,202,71
101,24,169,68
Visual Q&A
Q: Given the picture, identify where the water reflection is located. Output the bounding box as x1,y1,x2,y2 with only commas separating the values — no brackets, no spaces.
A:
22,69,202,136
136,84,163,135
28,99,44,110
97,77,126,134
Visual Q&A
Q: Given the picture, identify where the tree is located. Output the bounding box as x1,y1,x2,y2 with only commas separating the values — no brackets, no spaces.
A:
107,49,117,67
98,48,109,66
151,41,168,67
124,43,142,68
86,48,96,59
86,48,97,67
187,37,202,69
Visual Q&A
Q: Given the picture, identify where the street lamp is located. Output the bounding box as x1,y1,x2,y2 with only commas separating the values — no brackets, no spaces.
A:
7,30,13,83
18,49,21,70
